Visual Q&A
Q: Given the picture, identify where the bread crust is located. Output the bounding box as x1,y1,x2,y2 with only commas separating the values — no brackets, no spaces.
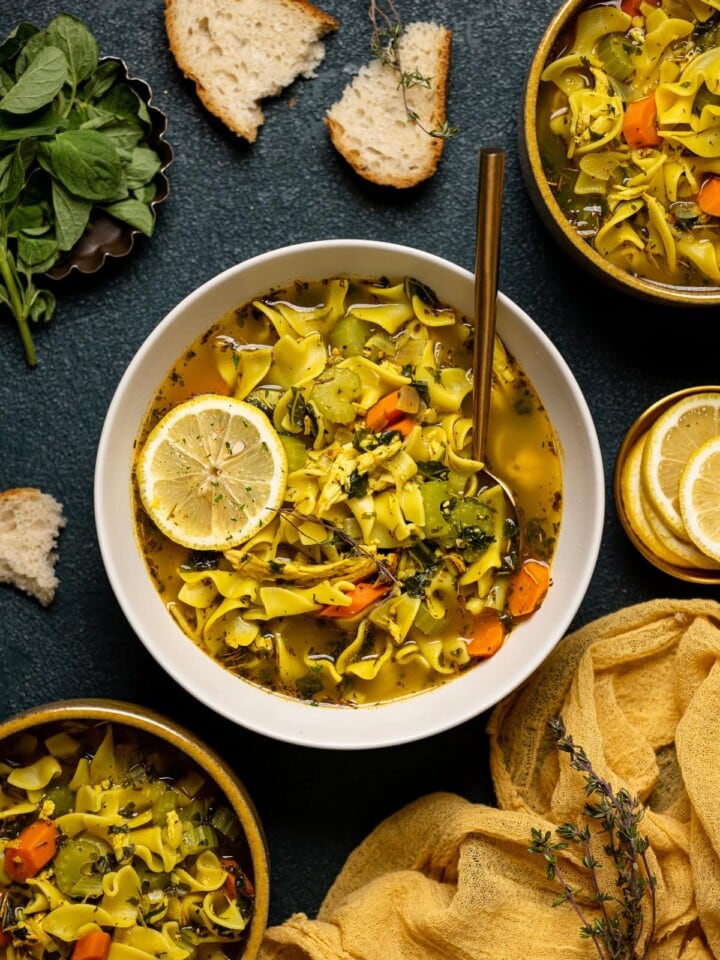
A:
325,22,452,188
0,487,65,606
165,0,338,142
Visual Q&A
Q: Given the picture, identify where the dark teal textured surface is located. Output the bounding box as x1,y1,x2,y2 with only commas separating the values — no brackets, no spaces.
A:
0,0,717,928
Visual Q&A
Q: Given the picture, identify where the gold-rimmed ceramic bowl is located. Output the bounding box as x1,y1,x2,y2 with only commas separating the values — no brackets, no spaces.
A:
0,699,270,960
520,0,720,306
614,385,720,583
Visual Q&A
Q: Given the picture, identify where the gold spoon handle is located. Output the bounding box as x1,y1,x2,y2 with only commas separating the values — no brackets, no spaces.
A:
472,146,506,463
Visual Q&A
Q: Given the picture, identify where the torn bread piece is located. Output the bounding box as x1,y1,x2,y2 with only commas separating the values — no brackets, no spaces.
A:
165,0,339,142
0,488,66,606
325,21,452,188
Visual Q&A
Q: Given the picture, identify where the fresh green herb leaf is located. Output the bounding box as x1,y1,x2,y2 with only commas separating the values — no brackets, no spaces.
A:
125,146,162,188
0,145,25,202
48,129,123,200
81,59,118,100
17,234,58,271
46,13,98,87
103,197,154,236
345,468,369,499
0,23,39,74
51,178,91,251
0,15,167,366
0,105,64,141
0,46,67,114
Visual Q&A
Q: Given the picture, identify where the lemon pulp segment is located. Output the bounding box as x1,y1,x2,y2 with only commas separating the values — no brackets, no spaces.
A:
679,436,720,563
642,392,720,538
136,395,288,551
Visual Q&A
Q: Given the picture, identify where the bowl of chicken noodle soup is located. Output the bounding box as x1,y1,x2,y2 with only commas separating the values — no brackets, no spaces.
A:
522,0,720,304
95,240,604,748
0,699,270,960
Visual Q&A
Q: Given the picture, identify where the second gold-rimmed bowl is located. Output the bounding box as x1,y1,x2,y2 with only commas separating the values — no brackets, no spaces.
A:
520,0,720,307
0,698,270,960
614,385,720,584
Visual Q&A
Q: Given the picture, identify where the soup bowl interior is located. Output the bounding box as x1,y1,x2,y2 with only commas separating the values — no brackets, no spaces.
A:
0,698,270,960
95,239,604,749
520,0,720,306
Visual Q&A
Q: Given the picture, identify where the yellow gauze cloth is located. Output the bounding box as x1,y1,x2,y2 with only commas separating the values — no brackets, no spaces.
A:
258,598,720,959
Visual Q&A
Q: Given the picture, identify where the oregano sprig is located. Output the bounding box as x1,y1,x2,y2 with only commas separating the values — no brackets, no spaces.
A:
368,1,458,141
0,14,165,366
528,716,657,960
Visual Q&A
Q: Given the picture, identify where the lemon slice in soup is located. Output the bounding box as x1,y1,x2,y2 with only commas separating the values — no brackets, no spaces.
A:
136,395,288,550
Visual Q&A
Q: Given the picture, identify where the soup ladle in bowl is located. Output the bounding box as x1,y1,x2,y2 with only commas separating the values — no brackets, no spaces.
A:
471,146,522,549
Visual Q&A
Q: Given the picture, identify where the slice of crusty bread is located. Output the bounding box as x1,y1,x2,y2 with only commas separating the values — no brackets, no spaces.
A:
0,488,66,606
325,21,452,188
165,0,338,142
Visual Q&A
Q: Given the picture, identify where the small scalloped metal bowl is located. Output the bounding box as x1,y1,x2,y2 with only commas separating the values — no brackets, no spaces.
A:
0,698,270,960
520,0,720,307
614,385,720,584
46,57,172,281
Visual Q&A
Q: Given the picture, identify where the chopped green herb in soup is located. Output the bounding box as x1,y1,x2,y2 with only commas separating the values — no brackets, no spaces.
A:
537,0,720,287
133,276,562,705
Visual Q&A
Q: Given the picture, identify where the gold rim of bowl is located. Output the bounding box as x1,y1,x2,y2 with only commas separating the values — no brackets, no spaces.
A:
0,698,270,960
520,0,720,306
613,385,720,584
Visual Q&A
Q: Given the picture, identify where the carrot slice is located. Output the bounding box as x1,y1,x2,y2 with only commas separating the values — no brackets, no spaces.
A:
317,582,390,618
71,931,111,960
622,93,662,149
365,389,405,431
389,416,415,437
466,609,506,659
365,385,420,432
507,558,551,619
221,857,254,900
4,820,59,882
697,176,720,216
620,0,658,15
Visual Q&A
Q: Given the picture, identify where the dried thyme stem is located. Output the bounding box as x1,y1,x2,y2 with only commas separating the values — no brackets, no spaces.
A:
529,716,657,960
277,506,399,585
367,1,458,140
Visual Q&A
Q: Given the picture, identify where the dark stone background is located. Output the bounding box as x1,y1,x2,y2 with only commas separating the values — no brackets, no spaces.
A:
1,0,718,928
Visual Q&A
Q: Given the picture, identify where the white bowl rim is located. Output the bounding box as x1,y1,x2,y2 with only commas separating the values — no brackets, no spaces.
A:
95,238,604,750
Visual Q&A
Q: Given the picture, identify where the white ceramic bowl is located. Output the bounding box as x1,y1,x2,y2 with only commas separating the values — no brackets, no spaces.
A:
95,240,604,749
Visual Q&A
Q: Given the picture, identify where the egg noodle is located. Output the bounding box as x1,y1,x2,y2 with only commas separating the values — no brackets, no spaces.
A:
539,0,720,286
0,723,255,960
134,276,563,705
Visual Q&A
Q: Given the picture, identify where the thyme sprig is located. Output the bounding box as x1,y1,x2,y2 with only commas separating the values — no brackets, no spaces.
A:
368,1,458,140
277,506,399,585
528,716,657,960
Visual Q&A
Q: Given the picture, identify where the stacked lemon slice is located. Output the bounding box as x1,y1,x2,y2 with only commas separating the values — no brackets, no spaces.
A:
619,392,720,570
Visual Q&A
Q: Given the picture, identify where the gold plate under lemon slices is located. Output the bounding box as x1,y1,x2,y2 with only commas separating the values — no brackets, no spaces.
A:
614,387,720,584
136,395,288,551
